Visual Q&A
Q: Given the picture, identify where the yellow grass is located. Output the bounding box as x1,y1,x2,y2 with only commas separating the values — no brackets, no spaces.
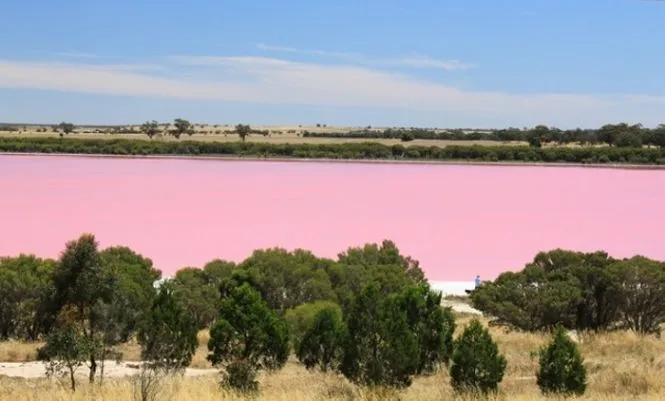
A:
2,318,665,400
0,131,526,148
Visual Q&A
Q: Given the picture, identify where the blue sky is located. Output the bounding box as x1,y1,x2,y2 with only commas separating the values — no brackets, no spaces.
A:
0,0,664,128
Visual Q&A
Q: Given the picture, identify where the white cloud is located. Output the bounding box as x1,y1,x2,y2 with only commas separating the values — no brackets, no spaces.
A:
255,43,476,71
0,55,663,126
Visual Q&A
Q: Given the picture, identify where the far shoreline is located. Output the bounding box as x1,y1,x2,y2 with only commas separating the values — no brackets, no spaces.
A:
2,151,665,170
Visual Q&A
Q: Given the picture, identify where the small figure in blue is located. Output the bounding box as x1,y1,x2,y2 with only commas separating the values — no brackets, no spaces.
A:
474,275,481,288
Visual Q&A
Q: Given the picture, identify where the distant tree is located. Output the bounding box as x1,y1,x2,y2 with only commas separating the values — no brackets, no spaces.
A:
536,325,587,396
296,304,345,372
450,319,506,395
235,124,251,142
140,121,161,139
208,283,290,393
138,286,197,373
171,118,194,139
340,284,419,389
614,132,643,148
57,122,75,137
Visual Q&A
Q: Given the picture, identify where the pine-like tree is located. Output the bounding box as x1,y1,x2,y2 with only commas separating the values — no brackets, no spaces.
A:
536,325,587,396
450,319,506,394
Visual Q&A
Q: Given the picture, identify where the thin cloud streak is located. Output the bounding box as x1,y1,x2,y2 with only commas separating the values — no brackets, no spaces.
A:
0,56,663,126
255,43,477,70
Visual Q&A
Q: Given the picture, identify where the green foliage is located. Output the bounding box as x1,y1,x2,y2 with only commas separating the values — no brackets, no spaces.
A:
285,301,341,352
171,118,194,139
450,319,506,394
471,249,624,332
3,136,665,164
235,124,251,142
608,256,665,335
49,233,116,383
340,284,419,389
208,284,290,391
38,324,92,391
395,284,456,374
296,304,344,372
138,287,198,373
0,255,56,340
536,326,587,396
170,267,221,330
100,247,161,341
223,360,259,394
238,248,337,313
140,120,161,139
332,240,427,312
57,122,75,135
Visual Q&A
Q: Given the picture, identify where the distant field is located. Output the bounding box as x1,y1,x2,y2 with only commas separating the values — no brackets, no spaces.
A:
0,130,526,148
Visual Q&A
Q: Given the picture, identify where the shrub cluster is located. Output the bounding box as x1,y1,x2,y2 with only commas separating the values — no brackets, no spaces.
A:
1,136,665,164
471,250,665,335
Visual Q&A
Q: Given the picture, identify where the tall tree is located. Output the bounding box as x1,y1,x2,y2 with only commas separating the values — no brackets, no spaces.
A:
171,118,194,139
138,286,198,373
140,121,161,139
340,283,419,389
50,234,115,383
208,283,290,392
235,124,251,142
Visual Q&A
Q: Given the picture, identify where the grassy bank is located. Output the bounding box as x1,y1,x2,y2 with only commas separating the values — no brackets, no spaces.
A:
1,136,664,165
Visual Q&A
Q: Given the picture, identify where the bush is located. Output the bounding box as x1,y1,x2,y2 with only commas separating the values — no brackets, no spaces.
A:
450,319,506,394
296,305,344,372
340,284,419,389
207,283,290,392
395,284,456,374
285,301,341,351
536,326,587,396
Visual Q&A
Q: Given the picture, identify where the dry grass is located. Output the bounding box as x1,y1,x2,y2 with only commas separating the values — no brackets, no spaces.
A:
1,318,665,400
0,131,527,148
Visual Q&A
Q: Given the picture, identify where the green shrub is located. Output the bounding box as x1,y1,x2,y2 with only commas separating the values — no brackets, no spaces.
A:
296,305,344,372
450,319,506,394
340,284,419,389
537,326,587,396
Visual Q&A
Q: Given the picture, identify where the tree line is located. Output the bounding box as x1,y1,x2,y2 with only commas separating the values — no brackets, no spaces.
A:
2,136,665,165
0,235,602,397
303,123,665,148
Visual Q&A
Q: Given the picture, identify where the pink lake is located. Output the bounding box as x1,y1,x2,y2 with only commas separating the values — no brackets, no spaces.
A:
1,155,664,281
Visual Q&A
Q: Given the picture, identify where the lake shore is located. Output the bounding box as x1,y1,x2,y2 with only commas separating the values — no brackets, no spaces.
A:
3,152,665,170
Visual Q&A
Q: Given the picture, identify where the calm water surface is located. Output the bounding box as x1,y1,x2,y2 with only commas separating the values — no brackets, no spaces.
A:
1,155,663,281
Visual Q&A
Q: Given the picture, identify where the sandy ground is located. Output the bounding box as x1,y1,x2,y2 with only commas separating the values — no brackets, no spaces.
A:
0,361,216,379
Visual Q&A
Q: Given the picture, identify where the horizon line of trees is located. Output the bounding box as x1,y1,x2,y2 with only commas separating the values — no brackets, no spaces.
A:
2,136,665,165
3,121,664,149
303,123,665,148
0,234,607,397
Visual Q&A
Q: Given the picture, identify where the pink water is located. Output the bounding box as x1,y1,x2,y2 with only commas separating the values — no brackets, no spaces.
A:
1,155,663,281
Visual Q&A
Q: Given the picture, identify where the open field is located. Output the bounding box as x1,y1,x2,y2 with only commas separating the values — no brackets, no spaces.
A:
0,131,525,148
2,315,665,400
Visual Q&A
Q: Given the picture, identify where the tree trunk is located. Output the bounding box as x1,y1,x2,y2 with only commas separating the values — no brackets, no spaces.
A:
69,367,76,391
89,356,97,383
